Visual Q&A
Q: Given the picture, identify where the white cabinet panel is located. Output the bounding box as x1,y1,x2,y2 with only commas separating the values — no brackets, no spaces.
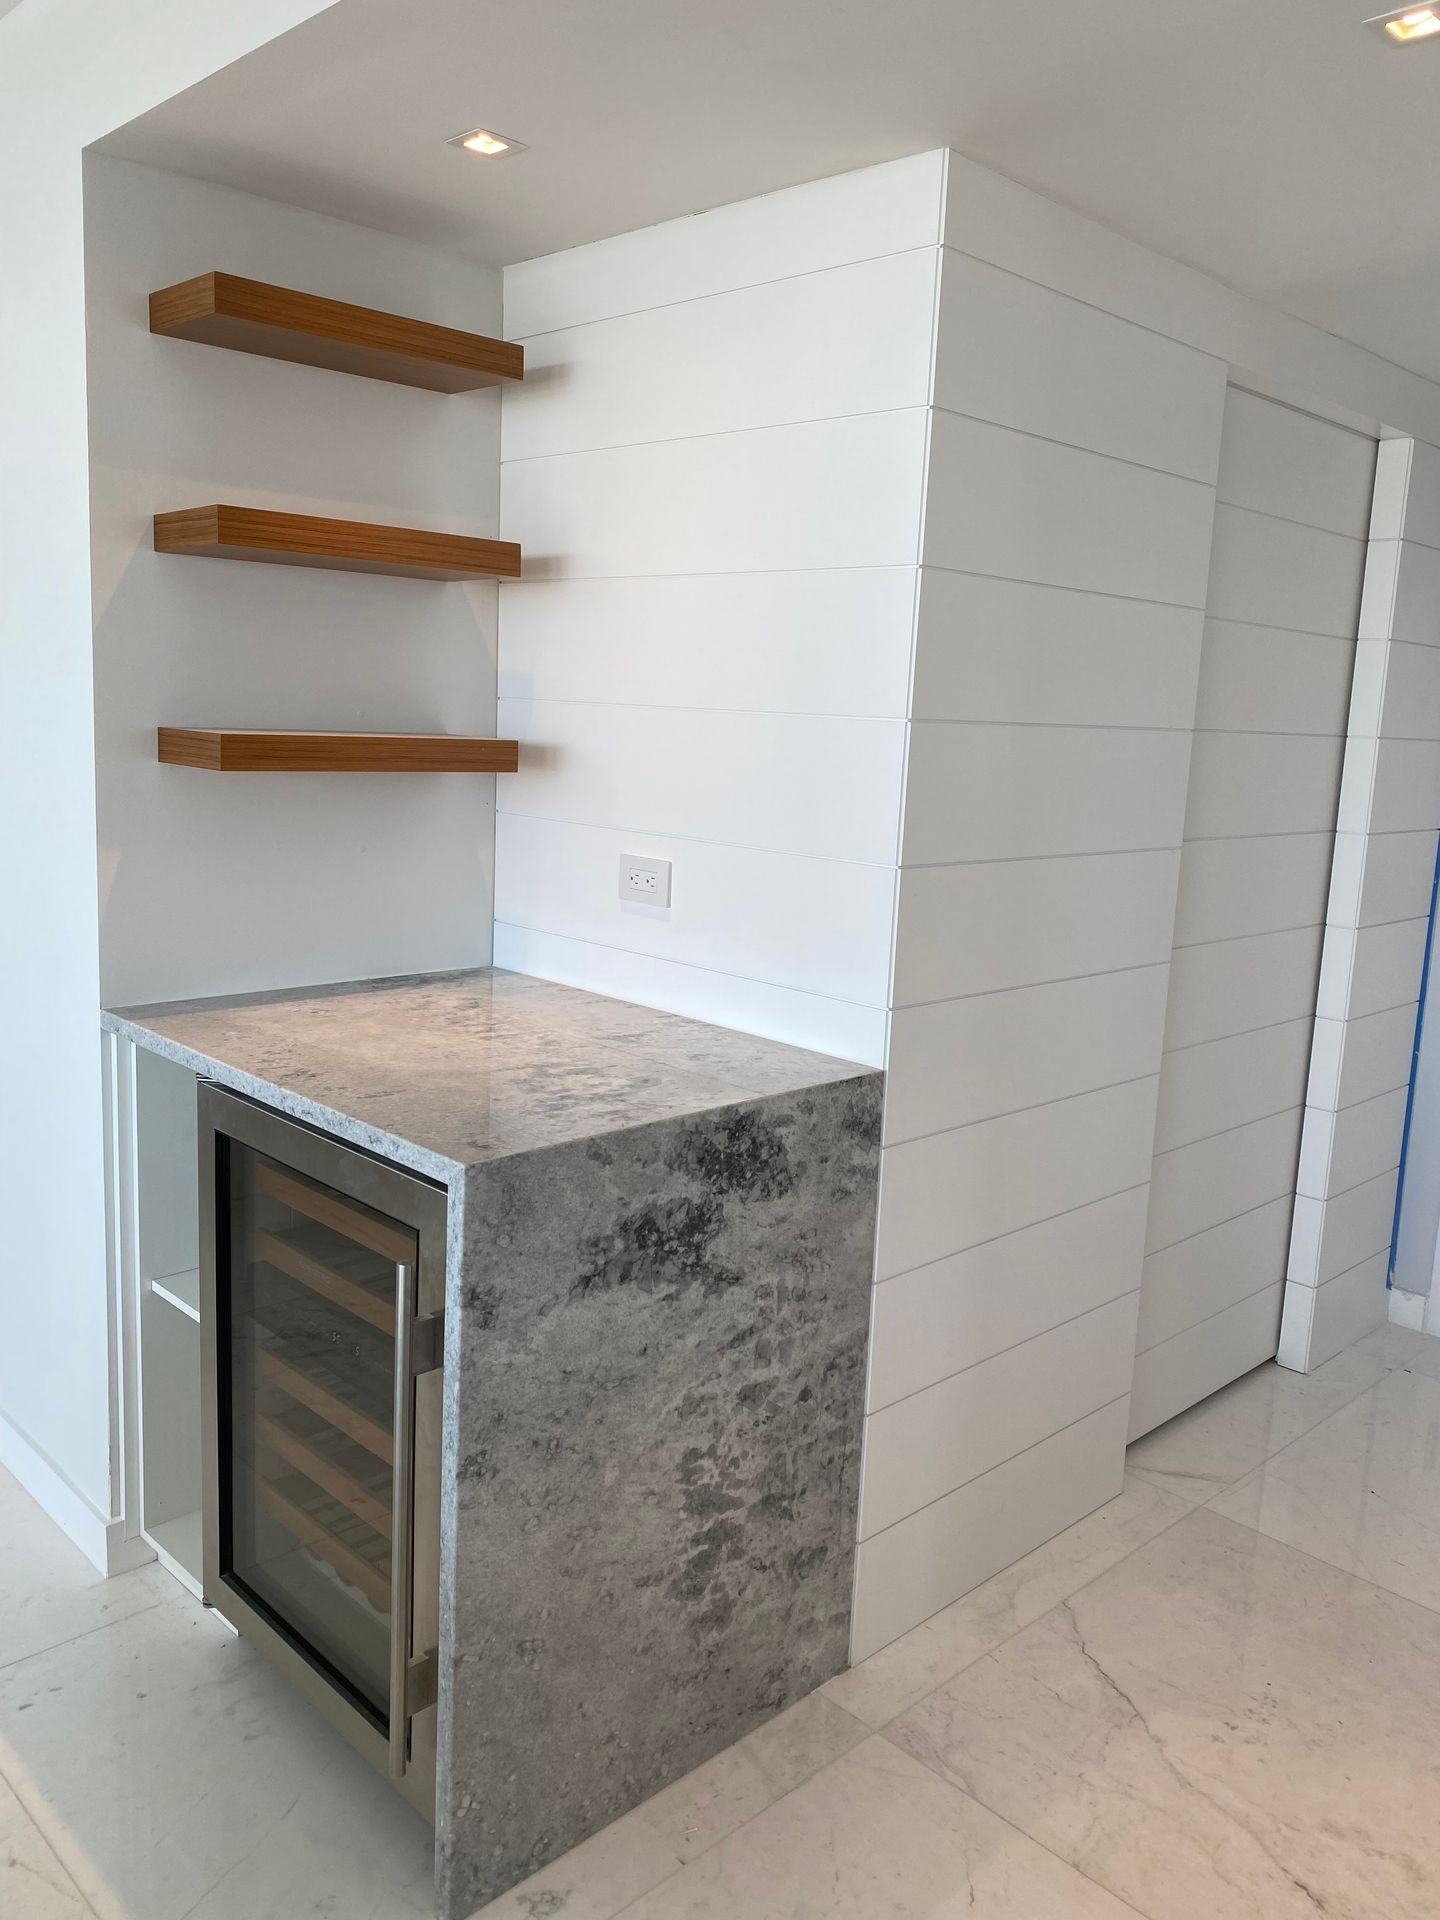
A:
498,700,906,866
1374,638,1440,741
1297,1085,1407,1200
893,849,1180,1006
1288,1168,1397,1287
1137,1197,1293,1354
850,1400,1126,1660
867,1188,1149,1412
858,1295,1138,1539
1129,1283,1283,1440
1317,917,1428,1022
1163,926,1324,1051
1285,1253,1389,1372
494,812,897,1009
1326,829,1437,930
1308,1001,1417,1112
1364,737,1440,834
501,408,929,579
1193,622,1354,735
1145,1106,1304,1255
1215,388,1377,537
1153,1017,1312,1153
933,251,1226,481
902,723,1191,866
910,568,1203,727
1183,731,1347,840
1389,539,1440,647
923,412,1217,606
1173,833,1334,946
1204,505,1367,637
885,965,1169,1143
498,569,916,719
876,1078,1158,1280
504,248,937,460
504,151,945,335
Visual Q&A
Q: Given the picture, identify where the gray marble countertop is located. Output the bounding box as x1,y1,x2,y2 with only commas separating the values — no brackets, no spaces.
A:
103,969,873,1183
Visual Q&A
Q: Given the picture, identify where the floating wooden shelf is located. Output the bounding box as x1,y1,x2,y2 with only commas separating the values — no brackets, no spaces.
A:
149,271,524,392
154,505,521,581
158,729,520,773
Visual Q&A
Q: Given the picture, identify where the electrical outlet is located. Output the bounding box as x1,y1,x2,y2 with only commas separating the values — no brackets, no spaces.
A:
620,855,672,906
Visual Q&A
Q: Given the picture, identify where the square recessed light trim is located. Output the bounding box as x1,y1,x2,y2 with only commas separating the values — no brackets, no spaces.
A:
1365,6,1440,41
447,126,527,157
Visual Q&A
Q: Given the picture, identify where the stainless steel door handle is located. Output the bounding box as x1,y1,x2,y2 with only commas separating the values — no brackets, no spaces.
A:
389,1266,444,1780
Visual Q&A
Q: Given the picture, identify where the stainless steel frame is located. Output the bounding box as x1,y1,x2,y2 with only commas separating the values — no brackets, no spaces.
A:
198,1082,447,1820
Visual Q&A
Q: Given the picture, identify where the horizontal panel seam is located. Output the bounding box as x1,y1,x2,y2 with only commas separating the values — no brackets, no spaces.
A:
506,240,945,343
1134,1273,1286,1357
1141,1189,1292,1266
867,1287,1140,1417
1149,1105,1303,1167
884,1069,1160,1151
929,401,1218,489
857,1395,1131,1546
874,1183,1150,1290
893,956,1172,1013
496,806,900,868
500,401,930,466
493,921,889,1016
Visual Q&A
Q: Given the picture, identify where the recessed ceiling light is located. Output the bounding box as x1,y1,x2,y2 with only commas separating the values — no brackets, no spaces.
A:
1365,6,1440,42
447,127,526,158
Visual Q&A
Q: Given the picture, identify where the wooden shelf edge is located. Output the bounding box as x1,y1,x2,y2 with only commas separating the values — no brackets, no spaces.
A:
150,271,523,392
154,505,521,581
158,729,520,773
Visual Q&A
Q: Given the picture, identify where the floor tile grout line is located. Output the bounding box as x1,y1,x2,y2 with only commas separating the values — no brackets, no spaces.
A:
0,1597,169,1680
872,1729,1160,1920
854,1349,1415,1750
0,1774,102,1920
861,1480,1205,1739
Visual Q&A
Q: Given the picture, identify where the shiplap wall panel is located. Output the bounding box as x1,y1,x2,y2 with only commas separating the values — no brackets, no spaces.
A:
853,244,1227,1656
910,569,1203,729
892,851,1181,1005
866,1187,1148,1411
496,158,943,1065
1172,834,1336,946
1134,389,1375,1430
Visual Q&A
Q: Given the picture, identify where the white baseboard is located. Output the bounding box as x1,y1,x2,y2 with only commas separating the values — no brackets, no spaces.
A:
0,1409,152,1578
1389,1285,1428,1331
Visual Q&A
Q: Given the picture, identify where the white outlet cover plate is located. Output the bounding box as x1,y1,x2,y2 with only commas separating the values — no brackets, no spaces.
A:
619,855,672,906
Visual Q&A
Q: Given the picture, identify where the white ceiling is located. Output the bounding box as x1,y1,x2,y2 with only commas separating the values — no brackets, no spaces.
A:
103,0,1440,381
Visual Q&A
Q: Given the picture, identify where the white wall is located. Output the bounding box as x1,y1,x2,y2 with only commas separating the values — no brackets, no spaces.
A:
0,0,336,1561
496,151,947,1064
86,153,503,1007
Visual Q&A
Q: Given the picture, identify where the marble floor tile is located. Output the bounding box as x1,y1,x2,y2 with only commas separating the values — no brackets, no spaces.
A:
889,1506,1440,1920
0,1472,170,1674
823,1470,1191,1728
1352,1321,1440,1380
634,1691,867,1862
1125,1344,1395,1505
0,1598,435,1920
1210,1366,1440,1614
471,1810,682,1919
0,1768,93,1918
618,1736,1136,1919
